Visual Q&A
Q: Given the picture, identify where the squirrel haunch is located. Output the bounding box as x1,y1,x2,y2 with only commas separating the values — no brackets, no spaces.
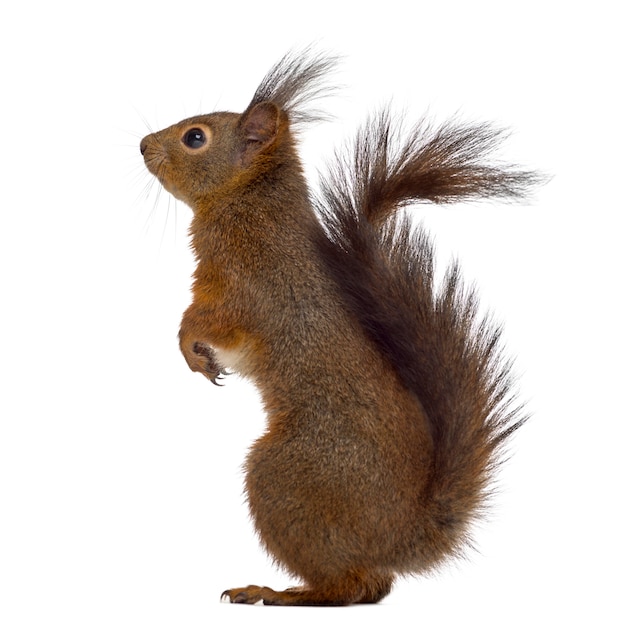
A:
140,49,538,606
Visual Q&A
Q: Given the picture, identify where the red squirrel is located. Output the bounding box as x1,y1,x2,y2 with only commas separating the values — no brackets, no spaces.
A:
140,49,540,606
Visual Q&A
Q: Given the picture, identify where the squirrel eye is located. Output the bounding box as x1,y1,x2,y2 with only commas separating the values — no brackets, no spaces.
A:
182,128,207,149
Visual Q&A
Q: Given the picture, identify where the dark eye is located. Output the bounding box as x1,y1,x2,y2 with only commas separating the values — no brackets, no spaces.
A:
182,128,207,149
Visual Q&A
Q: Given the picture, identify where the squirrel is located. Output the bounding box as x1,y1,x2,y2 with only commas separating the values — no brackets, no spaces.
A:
140,49,540,606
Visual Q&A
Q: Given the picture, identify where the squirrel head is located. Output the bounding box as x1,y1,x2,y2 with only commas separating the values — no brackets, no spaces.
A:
140,102,287,211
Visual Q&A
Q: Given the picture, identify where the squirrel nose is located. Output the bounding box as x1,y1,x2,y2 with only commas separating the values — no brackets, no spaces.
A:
140,137,148,155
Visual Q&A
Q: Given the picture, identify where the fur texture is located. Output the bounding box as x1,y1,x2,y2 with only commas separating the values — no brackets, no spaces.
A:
140,49,540,606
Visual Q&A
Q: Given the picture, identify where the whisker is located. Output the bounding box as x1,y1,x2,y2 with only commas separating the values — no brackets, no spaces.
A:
132,105,154,134
159,190,172,251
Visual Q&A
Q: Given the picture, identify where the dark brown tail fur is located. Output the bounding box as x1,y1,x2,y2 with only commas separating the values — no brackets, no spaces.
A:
314,111,538,557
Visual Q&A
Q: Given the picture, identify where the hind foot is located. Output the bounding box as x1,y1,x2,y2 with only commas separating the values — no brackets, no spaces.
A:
221,573,394,606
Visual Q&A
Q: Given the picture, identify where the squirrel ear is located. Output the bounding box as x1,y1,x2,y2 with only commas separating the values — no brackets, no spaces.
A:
239,102,280,165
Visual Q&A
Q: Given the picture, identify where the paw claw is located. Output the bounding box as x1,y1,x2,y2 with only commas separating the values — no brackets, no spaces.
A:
221,586,272,605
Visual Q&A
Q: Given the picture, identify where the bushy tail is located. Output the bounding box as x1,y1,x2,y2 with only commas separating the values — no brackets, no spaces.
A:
315,111,538,558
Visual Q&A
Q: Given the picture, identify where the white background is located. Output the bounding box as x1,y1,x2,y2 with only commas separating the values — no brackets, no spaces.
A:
1,1,619,624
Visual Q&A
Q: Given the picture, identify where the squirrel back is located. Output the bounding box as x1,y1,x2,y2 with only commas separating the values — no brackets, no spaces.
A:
140,49,540,606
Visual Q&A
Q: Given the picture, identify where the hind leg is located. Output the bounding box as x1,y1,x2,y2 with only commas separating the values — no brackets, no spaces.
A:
222,571,395,606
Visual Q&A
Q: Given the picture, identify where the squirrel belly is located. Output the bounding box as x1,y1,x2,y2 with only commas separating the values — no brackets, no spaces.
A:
140,48,540,606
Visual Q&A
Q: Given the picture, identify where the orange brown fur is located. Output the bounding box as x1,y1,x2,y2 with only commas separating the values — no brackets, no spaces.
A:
140,49,540,605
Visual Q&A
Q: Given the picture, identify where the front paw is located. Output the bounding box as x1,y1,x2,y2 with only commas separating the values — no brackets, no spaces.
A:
181,340,225,385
